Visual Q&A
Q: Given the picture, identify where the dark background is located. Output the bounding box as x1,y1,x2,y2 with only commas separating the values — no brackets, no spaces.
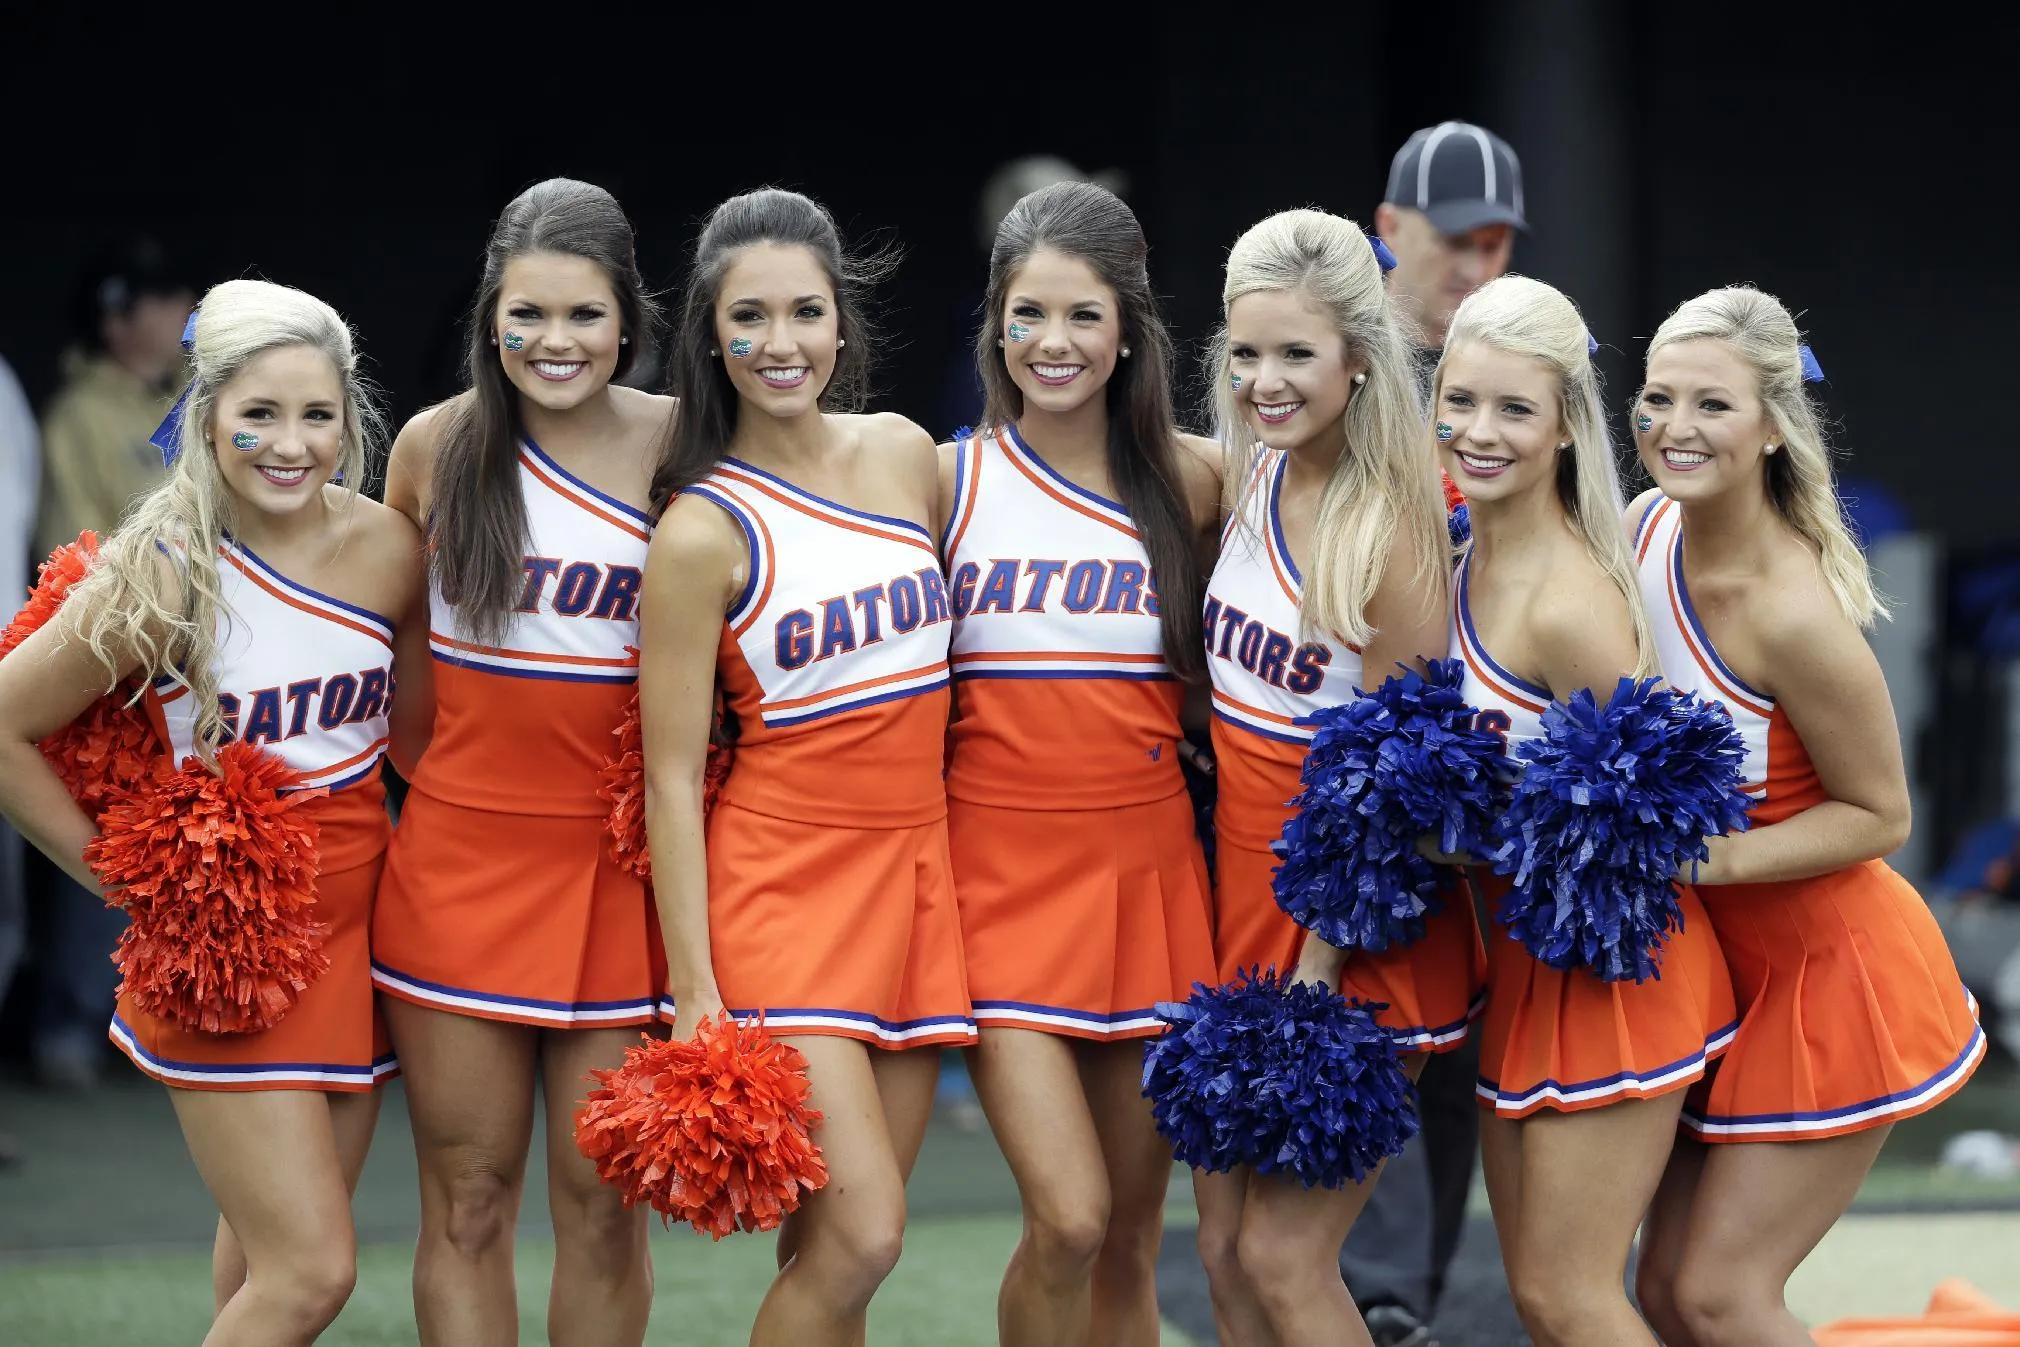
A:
6,2,2016,856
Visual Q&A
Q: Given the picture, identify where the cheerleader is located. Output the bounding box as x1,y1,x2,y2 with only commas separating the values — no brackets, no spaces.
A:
941,180,1220,1346
372,180,674,1344
1435,276,1736,1346
0,279,423,1346
639,188,972,1347
1195,209,1466,1347
1627,288,1983,1347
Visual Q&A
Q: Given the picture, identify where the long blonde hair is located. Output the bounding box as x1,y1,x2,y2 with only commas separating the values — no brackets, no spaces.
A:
1647,286,1883,627
1440,276,1657,676
68,278,380,756
1209,208,1446,648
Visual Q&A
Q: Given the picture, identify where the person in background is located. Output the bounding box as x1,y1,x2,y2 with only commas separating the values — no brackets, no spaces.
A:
27,238,195,1091
0,352,38,1164
1345,119,1527,1347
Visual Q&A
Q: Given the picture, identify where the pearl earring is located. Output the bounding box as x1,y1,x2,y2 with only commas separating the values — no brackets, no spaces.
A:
837,338,846,349
1765,443,1778,454
709,347,720,357
1352,372,1367,386
1120,346,1131,358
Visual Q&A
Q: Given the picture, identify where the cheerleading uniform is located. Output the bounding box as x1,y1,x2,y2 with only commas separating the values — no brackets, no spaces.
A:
941,426,1215,1039
373,438,661,1027
110,537,400,1092
1633,495,1983,1141
1205,450,1483,1051
1453,554,1737,1117
667,457,973,1048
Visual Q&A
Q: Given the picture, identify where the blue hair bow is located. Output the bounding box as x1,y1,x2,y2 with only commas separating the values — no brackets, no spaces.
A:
147,308,201,467
1797,343,1824,383
1370,237,1397,274
1587,331,1600,357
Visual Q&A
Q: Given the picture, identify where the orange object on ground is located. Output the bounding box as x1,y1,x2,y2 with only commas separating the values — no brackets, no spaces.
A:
1811,1279,2020,1344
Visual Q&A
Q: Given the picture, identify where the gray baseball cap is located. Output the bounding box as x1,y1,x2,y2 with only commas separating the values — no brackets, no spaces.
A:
1385,122,1528,235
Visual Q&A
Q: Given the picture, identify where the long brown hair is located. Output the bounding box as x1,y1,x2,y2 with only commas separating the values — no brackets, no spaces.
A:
430,178,659,643
649,188,892,513
976,181,1204,681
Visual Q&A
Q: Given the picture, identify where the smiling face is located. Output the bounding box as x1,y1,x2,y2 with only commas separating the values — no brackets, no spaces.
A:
1635,338,1777,505
1435,341,1566,507
493,252,624,414
208,343,344,518
1226,287,1361,455
712,243,839,418
998,247,1122,417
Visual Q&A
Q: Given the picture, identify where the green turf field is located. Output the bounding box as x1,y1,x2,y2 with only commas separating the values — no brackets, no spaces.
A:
0,1217,1201,1347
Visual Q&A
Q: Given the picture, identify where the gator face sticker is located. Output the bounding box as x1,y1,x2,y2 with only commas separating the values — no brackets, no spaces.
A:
231,431,260,452
727,337,753,359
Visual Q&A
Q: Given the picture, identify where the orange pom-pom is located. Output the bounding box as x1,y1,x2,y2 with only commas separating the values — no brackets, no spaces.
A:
600,691,734,882
1441,468,1466,514
0,531,99,659
3,532,163,816
85,742,330,1035
574,1013,828,1239
42,695,160,817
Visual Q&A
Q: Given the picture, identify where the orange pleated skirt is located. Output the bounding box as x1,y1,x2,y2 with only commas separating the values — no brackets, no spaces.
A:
687,801,975,1049
1214,836,1484,1054
373,789,662,1028
111,851,397,1092
950,790,1216,1040
1472,872,1736,1117
1682,859,1984,1143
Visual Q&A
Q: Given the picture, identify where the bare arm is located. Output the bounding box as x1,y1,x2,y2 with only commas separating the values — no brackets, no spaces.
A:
382,402,448,529
0,606,151,894
640,494,747,1038
1691,592,1911,885
379,510,434,777
934,438,960,555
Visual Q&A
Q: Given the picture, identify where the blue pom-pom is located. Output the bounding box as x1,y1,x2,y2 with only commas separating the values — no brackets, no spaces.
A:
1142,967,1418,1188
1448,502,1471,546
1488,678,1753,982
1271,659,1508,952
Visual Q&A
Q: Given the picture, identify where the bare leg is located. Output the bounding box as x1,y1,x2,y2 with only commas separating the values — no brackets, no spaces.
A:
1081,1040,1173,1347
1193,1168,1277,1347
967,1028,1112,1347
384,1000,538,1347
541,1027,655,1347
1497,1095,1684,1347
1669,1128,1891,1347
749,1037,909,1347
171,1089,359,1346
211,1085,382,1314
1635,1131,1708,1346
1237,1168,1385,1347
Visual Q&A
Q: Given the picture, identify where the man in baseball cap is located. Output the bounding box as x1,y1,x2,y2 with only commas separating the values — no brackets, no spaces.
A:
1375,121,1527,348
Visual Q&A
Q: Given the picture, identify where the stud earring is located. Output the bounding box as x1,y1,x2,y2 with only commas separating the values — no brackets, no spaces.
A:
1764,443,1778,454
488,335,498,347
1558,442,1571,451
1352,371,1367,386
1636,413,1653,433
837,338,846,349
709,347,721,357
1120,346,1132,358
1435,422,1454,442
996,338,1005,348
620,335,630,345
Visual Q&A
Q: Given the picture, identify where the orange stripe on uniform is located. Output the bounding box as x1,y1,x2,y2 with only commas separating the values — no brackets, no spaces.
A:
957,650,1165,665
995,430,1139,540
1636,498,1675,563
762,660,950,713
1663,559,1774,718
431,631,637,668
944,438,983,558
716,467,937,555
298,736,392,784
519,452,652,542
718,484,779,639
222,553,389,645
1458,627,1546,714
